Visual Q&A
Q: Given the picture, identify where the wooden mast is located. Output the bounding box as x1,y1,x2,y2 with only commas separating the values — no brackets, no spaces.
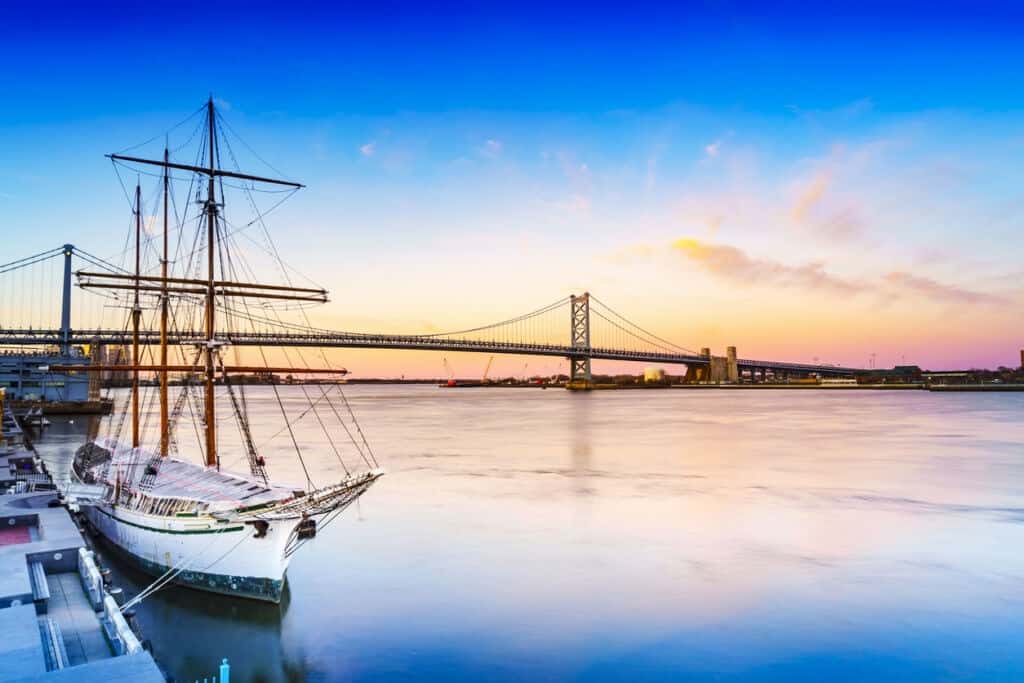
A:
204,97,218,469
131,183,141,449
159,146,170,458
100,98,304,469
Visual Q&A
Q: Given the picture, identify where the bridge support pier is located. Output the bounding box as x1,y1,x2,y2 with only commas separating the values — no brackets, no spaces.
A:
60,244,74,356
567,293,592,390
708,356,728,383
569,357,591,386
726,346,739,383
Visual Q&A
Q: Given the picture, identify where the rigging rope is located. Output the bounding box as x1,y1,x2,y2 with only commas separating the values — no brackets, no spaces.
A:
217,122,376,475
85,99,446,495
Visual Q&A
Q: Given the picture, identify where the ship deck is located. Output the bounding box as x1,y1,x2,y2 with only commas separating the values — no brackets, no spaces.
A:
143,458,298,506
92,439,301,508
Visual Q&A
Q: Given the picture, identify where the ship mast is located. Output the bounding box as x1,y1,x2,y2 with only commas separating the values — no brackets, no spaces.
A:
93,97,313,473
204,98,218,468
160,146,170,458
131,183,142,449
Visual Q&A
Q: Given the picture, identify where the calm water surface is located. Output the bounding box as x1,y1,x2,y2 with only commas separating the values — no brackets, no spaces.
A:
35,386,1024,681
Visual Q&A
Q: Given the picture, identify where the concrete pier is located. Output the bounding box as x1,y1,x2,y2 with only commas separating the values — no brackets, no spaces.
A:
0,492,165,682
1,390,163,682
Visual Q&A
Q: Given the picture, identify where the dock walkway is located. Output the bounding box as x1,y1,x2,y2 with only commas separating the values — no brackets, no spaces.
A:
45,571,111,666
0,492,164,683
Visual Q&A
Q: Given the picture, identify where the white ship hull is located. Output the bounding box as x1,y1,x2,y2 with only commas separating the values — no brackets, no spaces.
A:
82,500,299,602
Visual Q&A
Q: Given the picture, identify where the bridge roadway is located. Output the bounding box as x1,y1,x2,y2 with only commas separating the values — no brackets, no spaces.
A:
0,328,861,376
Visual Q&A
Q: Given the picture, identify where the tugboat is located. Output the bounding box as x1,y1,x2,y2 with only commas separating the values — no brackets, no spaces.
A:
66,98,383,602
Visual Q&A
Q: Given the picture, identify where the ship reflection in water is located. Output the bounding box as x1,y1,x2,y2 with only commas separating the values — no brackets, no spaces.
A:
37,386,1024,682
103,552,301,682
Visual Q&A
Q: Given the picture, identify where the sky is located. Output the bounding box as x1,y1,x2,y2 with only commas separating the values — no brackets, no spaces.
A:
2,2,1023,375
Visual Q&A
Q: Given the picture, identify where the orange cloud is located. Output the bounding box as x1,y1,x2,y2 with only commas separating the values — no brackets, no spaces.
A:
671,238,1007,306
672,238,865,295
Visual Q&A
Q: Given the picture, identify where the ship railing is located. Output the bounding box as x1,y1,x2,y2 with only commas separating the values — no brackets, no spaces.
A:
240,468,383,519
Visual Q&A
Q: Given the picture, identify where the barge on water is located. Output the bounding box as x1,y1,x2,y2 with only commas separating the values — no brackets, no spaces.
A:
1,352,112,415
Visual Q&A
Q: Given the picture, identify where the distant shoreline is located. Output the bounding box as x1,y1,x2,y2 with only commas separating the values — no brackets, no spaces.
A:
90,378,1024,390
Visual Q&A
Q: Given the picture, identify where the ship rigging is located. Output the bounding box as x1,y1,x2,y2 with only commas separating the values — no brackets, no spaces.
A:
66,97,383,603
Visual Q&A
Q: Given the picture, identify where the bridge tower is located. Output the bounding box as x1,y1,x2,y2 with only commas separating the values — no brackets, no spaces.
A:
568,292,592,388
60,244,74,356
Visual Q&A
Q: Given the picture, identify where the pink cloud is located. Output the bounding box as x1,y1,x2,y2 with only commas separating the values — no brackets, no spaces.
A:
883,271,1006,306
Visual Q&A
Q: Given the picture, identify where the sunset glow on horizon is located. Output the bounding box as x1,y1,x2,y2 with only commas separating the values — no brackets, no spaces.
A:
3,3,1022,375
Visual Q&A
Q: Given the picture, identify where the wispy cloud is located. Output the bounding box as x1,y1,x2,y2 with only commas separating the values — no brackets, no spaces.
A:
566,161,590,186
883,272,1006,305
786,97,873,126
672,238,865,294
546,150,591,189
480,138,503,158
558,193,591,216
544,150,594,217
816,207,864,242
670,237,1007,305
790,169,830,223
645,157,657,189
786,142,884,243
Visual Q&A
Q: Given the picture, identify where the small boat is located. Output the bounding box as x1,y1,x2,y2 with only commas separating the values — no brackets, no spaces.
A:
1,390,53,494
18,406,49,429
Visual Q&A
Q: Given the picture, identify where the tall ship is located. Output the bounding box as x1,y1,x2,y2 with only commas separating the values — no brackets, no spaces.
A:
67,98,383,602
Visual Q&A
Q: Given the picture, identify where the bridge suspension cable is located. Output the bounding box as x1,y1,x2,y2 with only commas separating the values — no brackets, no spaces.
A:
0,247,66,275
0,245,144,334
420,296,570,340
588,295,699,356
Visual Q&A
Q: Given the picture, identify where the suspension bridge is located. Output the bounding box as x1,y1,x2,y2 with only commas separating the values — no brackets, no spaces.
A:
0,245,861,384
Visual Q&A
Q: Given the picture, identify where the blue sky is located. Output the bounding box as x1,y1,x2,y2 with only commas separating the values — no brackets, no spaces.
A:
5,2,1023,117
2,2,1023,372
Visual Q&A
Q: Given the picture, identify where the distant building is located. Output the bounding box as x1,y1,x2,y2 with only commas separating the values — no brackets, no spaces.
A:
887,365,923,382
0,351,90,401
922,371,971,386
643,368,666,384
100,345,132,384
819,377,858,385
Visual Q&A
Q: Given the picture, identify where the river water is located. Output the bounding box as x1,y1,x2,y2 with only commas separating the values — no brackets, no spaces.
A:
34,386,1024,681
